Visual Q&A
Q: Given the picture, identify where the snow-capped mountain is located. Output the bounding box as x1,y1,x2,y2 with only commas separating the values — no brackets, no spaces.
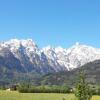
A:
0,39,100,73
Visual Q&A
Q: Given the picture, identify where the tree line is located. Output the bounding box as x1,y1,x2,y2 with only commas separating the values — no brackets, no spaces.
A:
17,84,71,93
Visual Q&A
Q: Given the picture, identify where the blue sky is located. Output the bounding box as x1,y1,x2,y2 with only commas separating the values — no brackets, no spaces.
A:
0,0,100,48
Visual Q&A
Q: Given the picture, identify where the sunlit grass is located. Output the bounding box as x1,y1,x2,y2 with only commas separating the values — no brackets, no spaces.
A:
0,90,100,100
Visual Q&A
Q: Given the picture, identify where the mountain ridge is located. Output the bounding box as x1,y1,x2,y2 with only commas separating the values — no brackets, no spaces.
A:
0,39,100,73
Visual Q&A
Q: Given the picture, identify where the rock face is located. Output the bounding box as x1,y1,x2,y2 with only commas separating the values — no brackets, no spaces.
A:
0,39,100,73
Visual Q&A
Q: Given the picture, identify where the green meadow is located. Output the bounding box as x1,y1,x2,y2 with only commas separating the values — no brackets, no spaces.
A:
0,90,100,100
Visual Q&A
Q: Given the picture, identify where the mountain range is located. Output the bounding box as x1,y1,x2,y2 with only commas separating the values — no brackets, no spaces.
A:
0,39,100,86
0,39,100,74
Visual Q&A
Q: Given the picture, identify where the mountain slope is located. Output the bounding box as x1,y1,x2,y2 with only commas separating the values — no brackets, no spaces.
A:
41,60,100,86
0,39,100,74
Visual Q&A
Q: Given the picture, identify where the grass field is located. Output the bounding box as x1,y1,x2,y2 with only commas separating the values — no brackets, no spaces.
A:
0,90,100,100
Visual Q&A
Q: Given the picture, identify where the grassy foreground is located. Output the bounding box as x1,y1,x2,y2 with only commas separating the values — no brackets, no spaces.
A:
0,90,100,100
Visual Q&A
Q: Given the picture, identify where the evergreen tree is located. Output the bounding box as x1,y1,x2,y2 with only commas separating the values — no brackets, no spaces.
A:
75,71,92,100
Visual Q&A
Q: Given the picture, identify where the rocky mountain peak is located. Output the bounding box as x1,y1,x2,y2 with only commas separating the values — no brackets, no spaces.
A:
0,39,100,73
